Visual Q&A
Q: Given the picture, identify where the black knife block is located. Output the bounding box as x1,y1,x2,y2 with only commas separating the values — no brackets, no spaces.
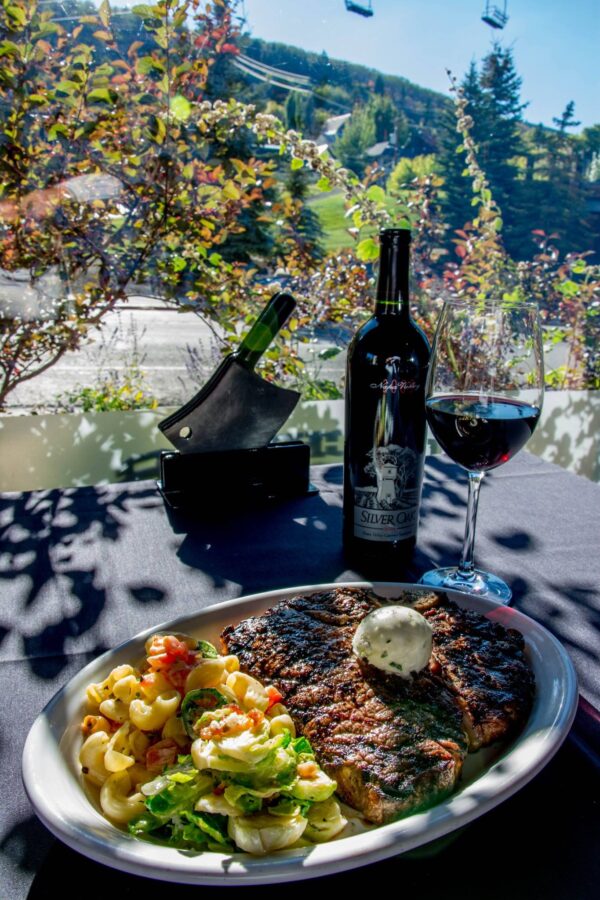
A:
157,441,316,511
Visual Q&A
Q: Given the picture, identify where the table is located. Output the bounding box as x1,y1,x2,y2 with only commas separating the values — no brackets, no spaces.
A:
1,452,599,898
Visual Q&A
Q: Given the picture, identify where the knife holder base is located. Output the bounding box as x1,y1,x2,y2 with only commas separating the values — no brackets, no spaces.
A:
157,442,315,512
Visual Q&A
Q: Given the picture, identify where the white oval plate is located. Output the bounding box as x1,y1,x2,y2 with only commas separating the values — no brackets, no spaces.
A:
23,582,578,885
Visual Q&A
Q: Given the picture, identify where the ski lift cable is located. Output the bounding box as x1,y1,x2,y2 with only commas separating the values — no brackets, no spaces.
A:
231,58,313,94
236,53,312,86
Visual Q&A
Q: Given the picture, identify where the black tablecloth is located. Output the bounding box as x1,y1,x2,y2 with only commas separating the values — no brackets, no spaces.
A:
1,452,599,898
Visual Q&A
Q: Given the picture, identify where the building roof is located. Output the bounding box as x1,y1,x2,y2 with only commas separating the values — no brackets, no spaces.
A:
365,140,394,158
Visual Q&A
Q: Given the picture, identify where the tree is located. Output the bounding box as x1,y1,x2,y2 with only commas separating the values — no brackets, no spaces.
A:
522,102,594,255
285,91,315,136
333,105,376,174
0,0,399,409
370,94,397,143
387,155,440,195
282,164,324,262
439,46,528,258
0,0,282,406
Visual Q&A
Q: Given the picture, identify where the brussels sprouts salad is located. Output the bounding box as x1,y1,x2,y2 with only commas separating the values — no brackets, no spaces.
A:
79,633,347,855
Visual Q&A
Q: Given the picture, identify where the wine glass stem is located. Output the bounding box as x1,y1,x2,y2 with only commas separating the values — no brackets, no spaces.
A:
458,471,484,580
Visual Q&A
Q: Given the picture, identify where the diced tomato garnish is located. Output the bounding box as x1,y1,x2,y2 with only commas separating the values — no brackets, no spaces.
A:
146,636,198,694
247,709,264,729
213,783,226,795
164,662,195,694
266,686,283,711
163,635,196,664
147,635,196,667
145,738,179,773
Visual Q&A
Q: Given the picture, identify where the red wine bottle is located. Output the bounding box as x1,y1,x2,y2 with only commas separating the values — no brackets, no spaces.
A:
343,228,430,573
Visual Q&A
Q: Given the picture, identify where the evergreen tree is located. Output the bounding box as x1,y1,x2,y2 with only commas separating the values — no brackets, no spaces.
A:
438,62,486,239
285,92,316,136
284,167,324,261
439,46,529,258
333,105,376,174
370,95,397,142
201,4,276,263
524,102,594,254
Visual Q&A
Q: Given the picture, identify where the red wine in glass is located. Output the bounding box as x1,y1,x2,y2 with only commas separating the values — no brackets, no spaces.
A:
426,396,541,472
418,299,544,605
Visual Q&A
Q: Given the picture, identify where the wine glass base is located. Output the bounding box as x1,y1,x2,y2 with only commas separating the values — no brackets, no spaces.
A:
418,566,512,605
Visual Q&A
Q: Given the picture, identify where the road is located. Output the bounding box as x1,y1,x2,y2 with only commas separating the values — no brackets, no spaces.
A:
6,295,347,413
4,290,568,414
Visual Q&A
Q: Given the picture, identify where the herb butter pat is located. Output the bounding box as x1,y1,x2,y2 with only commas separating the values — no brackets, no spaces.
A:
352,605,433,677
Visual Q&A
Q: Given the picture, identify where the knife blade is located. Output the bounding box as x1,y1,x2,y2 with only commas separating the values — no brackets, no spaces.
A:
158,291,301,454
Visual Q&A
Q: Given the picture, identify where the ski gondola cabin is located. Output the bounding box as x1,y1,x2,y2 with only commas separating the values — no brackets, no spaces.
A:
345,1,374,18
481,1,508,29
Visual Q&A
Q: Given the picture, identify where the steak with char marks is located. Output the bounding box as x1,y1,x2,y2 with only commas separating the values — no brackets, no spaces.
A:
221,587,534,824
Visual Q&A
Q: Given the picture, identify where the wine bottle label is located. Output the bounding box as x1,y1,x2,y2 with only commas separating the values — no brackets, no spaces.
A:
353,445,419,542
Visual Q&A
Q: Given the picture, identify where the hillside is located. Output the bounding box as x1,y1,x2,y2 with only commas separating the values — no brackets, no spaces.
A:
238,36,449,152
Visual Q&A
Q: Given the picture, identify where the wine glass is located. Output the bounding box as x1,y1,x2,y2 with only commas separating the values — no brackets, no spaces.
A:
419,298,544,604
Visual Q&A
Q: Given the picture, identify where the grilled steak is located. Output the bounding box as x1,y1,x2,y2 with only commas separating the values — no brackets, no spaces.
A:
221,587,534,824
423,602,535,750
222,587,467,824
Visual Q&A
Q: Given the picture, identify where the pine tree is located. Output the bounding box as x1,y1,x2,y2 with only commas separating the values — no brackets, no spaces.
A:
284,167,324,261
333,105,376,175
525,102,593,254
439,62,486,240
439,46,529,258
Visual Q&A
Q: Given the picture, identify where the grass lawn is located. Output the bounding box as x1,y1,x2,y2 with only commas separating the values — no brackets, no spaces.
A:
308,187,402,254
308,189,354,253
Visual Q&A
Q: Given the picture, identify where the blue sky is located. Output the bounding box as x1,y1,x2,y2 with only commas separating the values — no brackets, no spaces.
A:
240,0,600,130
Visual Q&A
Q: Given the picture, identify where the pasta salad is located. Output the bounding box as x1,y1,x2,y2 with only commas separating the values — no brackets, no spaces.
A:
79,632,347,855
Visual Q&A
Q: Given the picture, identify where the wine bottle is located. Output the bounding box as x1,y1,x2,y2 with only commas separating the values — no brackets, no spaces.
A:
343,228,430,574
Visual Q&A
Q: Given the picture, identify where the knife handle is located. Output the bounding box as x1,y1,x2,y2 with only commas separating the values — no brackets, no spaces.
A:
236,291,296,371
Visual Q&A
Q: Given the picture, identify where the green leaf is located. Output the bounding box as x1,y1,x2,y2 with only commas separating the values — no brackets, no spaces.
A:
87,87,117,104
6,6,27,26
366,185,386,205
352,209,364,229
290,157,304,171
316,176,331,192
570,259,586,274
222,181,241,200
48,123,69,140
55,80,80,96
356,238,380,262
136,55,165,75
319,347,342,360
148,115,166,143
558,279,580,298
0,40,21,59
169,95,191,121
132,4,161,18
99,0,111,27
